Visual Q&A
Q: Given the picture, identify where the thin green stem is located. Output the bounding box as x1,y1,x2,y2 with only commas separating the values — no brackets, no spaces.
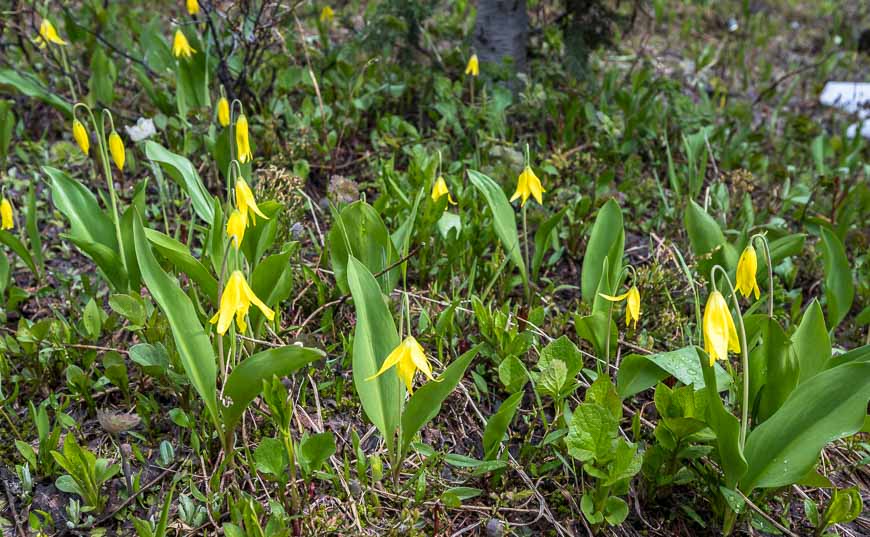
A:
751,234,774,317
522,203,530,305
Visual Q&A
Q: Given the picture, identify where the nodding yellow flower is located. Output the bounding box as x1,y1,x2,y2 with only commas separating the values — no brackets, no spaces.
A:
235,177,268,224
431,176,456,205
510,165,545,206
217,97,230,127
210,271,275,335
600,285,641,329
703,291,740,366
172,30,196,59
186,0,199,15
465,54,479,77
320,6,335,24
38,19,67,46
72,120,89,156
736,246,760,300
367,336,438,393
235,114,253,163
226,209,246,249
108,131,125,171
1,198,13,230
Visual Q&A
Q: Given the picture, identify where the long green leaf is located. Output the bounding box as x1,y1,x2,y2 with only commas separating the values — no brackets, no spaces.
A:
64,235,128,291
792,300,830,384
143,141,214,223
684,199,737,277
755,318,798,422
45,166,116,249
0,230,37,275
742,362,870,491
581,199,624,305
0,69,71,116
699,348,747,489
145,228,218,304
818,226,854,330
483,391,523,460
467,169,526,285
329,201,400,294
346,255,402,450
132,212,219,429
222,346,325,435
617,346,731,398
401,345,480,454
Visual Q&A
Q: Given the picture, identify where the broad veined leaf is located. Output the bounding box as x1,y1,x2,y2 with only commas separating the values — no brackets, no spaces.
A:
617,346,731,398
742,362,870,491
567,403,618,463
466,169,526,285
144,228,218,304
818,226,854,330
132,211,219,429
329,201,400,294
581,199,624,305
143,141,214,223
240,201,283,267
346,256,402,450
222,345,325,436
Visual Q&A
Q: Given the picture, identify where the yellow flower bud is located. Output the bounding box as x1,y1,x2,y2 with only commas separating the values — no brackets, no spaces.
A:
217,97,230,127
108,131,125,171
72,119,90,156
0,198,13,230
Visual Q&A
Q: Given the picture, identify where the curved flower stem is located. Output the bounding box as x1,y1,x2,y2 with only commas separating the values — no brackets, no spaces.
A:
711,265,750,449
603,265,635,376
751,233,774,317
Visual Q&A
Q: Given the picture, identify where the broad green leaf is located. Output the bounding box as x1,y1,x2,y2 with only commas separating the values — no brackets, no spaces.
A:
143,141,214,223
222,345,325,436
249,249,295,330
617,345,731,398
699,348,747,489
532,206,567,279
498,355,528,393
818,226,854,330
0,230,37,275
145,228,218,304
346,256,402,450
25,182,43,271
581,199,624,305
174,32,210,116
132,212,219,429
823,486,862,527
64,235,128,291
742,361,870,491
755,318,798,422
0,100,13,163
45,166,116,249
401,346,479,454
566,403,617,463
329,201,400,294
240,201,283,267
483,391,523,460
792,300,830,384
254,437,288,478
298,432,336,475
574,311,616,361
466,169,526,285
0,69,71,116
684,199,737,276
89,48,117,104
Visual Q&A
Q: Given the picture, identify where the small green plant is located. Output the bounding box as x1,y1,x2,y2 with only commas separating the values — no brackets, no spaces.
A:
804,486,863,537
51,434,119,513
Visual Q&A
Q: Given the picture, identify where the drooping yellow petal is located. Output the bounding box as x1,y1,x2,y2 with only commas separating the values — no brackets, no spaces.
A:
72,120,90,156
240,276,275,321
226,209,246,249
186,0,200,15
431,176,456,205
510,168,528,204
320,6,335,24
626,286,641,328
235,114,253,163
599,291,631,302
211,271,245,335
108,131,125,171
365,336,437,393
703,291,740,365
465,54,479,77
172,30,196,59
39,20,67,46
0,198,13,230
235,177,268,224
736,246,760,300
406,337,436,382
217,97,230,127
524,166,545,205
366,343,407,381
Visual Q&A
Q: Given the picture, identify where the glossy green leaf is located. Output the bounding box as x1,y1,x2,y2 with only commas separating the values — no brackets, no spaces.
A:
699,348,747,489
617,346,731,398
742,362,870,491
467,169,526,285
684,199,737,276
143,141,214,223
145,228,218,304
45,166,116,249
249,249,294,330
818,226,854,330
329,201,400,294
792,300,830,384
755,318,798,422
346,256,402,450
581,199,624,305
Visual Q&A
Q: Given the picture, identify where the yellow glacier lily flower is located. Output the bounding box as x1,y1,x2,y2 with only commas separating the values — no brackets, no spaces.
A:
210,271,275,335
38,19,67,46
72,119,89,156
320,6,335,24
465,54,479,77
108,131,125,171
186,0,200,15
235,177,268,225
226,209,246,249
1,198,14,230
235,114,253,163
736,245,760,300
510,165,545,206
431,176,456,205
367,336,437,393
600,285,641,328
172,30,196,59
217,97,230,127
703,290,740,365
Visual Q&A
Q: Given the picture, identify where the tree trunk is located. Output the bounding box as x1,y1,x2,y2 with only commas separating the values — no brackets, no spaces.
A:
473,0,528,75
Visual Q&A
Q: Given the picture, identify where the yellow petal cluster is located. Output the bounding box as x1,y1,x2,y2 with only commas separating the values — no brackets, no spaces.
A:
235,114,253,163
226,209,246,249
210,271,275,335
465,54,479,77
1,198,13,230
38,20,67,46
600,285,641,329
431,176,456,205
186,0,200,15
72,120,89,156
217,97,230,127
235,177,268,225
736,246,761,300
172,30,196,59
367,336,437,393
108,131,125,171
320,6,335,24
510,165,545,206
703,291,740,365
